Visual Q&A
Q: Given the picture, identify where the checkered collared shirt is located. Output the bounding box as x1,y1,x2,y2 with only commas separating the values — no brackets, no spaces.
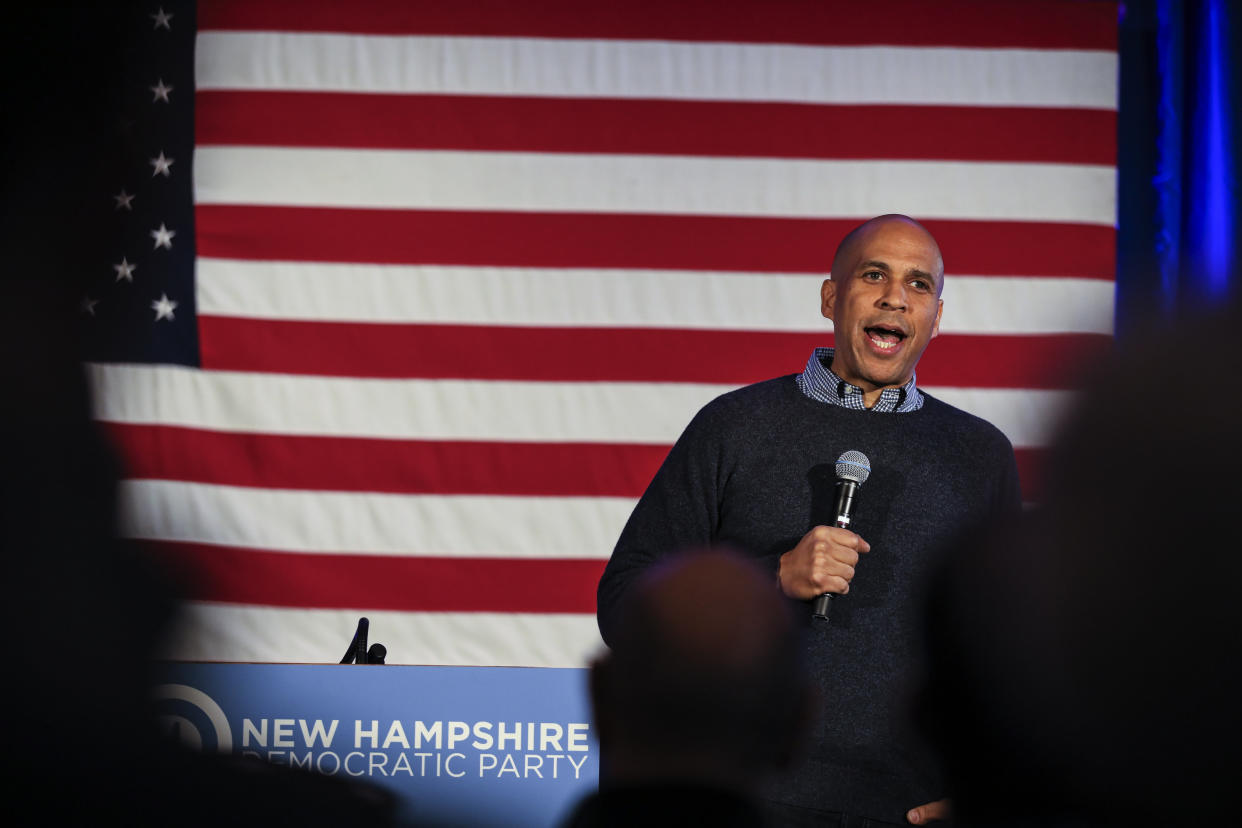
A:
795,347,924,413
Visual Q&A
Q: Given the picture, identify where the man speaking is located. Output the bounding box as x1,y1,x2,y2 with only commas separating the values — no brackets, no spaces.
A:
598,215,1020,826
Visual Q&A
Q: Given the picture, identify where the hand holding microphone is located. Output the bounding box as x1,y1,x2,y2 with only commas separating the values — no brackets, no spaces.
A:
776,451,872,619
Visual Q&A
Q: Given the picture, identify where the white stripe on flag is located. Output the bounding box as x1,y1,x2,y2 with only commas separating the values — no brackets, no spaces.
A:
89,363,1073,448
195,32,1118,110
928,386,1076,448
120,480,633,559
196,258,1115,335
194,147,1117,225
940,276,1114,335
161,602,604,667
89,363,732,444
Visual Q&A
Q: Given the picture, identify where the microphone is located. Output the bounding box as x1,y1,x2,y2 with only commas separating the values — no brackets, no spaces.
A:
341,617,388,664
812,450,871,620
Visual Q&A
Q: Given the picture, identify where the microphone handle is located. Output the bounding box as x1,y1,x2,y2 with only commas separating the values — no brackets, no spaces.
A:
354,617,370,665
812,480,859,620
340,617,371,664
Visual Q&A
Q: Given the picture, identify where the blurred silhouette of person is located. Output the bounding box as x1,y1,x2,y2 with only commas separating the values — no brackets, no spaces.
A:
1,6,398,823
916,304,1242,826
566,548,814,828
0,237,401,828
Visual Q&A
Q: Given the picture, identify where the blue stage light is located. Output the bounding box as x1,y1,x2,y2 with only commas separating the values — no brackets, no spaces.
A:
1185,0,1233,298
1154,0,1237,308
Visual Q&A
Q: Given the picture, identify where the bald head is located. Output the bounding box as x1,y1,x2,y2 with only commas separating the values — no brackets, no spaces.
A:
617,548,795,672
592,549,810,785
819,214,946,404
831,214,944,295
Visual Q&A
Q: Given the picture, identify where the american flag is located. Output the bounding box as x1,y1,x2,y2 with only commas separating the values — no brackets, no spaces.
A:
82,0,1117,666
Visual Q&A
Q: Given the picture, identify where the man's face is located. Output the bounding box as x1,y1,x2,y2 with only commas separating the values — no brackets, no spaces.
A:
821,219,944,399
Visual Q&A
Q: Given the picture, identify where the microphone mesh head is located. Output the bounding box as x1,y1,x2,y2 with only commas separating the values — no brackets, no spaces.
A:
835,450,871,485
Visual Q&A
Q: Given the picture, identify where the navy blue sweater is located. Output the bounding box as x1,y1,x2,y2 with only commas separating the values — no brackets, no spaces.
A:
598,375,1021,823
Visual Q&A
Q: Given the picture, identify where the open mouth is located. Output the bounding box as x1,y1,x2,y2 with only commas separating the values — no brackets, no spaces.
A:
865,326,907,351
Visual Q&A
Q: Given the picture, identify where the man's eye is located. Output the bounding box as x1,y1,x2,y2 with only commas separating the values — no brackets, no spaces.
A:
911,280,929,290
863,271,883,280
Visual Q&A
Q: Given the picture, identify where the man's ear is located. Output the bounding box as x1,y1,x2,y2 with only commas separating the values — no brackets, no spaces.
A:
930,298,943,339
820,278,836,321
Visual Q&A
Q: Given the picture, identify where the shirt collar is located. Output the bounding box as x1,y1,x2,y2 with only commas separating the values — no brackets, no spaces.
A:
795,347,924,413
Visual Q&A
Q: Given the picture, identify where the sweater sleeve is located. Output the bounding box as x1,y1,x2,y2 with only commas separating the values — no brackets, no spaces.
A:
596,401,727,647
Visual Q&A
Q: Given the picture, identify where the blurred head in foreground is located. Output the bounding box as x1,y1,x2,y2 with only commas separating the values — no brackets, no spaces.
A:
591,548,812,792
918,304,1242,826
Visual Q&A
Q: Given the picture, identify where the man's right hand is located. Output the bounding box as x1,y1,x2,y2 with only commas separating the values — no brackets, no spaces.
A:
777,525,871,600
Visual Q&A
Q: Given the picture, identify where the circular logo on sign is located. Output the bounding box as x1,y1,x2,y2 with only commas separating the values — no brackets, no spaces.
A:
153,683,233,753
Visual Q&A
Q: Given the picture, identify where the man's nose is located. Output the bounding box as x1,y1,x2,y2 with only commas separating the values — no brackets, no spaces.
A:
878,281,907,310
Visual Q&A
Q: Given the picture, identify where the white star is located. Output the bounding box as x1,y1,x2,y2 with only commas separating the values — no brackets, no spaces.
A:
113,257,137,282
149,151,174,177
151,7,173,30
151,293,178,321
113,189,135,210
81,296,99,316
150,223,176,250
150,79,173,103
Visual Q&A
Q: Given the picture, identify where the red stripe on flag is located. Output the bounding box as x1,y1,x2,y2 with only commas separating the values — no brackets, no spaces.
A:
105,425,1047,503
196,206,1117,280
197,317,1111,390
199,0,1117,50
140,540,603,613
104,423,669,497
196,92,1117,166
899,333,1110,391
111,427,1048,506
923,220,1116,281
